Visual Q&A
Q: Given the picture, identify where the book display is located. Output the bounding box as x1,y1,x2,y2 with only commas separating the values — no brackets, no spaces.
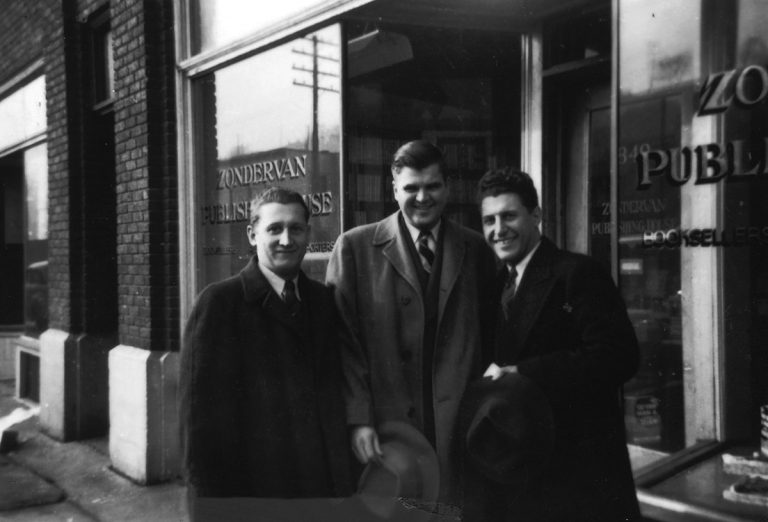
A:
347,132,492,231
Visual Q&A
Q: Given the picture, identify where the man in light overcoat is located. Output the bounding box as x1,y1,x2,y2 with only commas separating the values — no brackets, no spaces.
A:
326,140,496,508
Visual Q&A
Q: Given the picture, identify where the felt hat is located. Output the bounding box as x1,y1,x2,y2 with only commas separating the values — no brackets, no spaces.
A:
356,421,440,520
461,372,554,488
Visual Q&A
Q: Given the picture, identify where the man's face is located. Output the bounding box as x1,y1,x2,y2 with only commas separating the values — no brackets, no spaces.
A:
247,202,310,279
392,163,449,231
481,192,541,266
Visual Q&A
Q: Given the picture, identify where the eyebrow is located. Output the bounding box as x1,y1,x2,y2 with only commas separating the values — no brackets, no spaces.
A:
403,181,443,190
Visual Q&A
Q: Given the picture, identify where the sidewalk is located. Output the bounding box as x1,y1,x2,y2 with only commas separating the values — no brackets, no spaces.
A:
0,380,188,521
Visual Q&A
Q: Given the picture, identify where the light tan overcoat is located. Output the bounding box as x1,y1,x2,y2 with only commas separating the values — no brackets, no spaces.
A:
326,212,496,501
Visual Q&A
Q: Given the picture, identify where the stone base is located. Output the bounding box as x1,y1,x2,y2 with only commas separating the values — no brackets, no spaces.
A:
0,332,21,380
109,345,180,484
39,329,110,441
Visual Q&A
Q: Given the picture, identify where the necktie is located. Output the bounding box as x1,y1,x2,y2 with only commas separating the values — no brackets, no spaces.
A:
282,280,300,316
501,266,517,318
417,231,435,273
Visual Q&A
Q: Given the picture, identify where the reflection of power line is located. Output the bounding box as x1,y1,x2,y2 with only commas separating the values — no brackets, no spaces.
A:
292,35,339,175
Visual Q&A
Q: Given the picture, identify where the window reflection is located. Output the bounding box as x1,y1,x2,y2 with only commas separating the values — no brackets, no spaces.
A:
191,0,329,54
194,25,342,286
619,0,699,461
619,0,700,95
345,23,520,231
722,0,768,443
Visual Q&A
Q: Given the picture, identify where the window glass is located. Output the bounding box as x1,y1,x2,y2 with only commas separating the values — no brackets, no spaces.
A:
25,144,47,242
191,0,336,54
0,76,45,153
618,0,702,465
345,23,521,231
721,0,768,443
24,143,48,337
193,25,342,286
93,28,114,103
0,152,23,327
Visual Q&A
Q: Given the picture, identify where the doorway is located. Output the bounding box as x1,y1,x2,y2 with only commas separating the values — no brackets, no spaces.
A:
0,152,24,328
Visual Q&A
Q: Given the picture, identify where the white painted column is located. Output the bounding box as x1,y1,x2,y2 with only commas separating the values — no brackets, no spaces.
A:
39,328,70,439
109,344,180,484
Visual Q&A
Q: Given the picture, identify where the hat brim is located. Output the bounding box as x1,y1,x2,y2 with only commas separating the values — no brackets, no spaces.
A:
356,421,440,519
462,373,554,486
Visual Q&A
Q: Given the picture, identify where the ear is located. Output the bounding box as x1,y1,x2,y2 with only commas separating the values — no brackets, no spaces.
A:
246,224,258,246
532,206,542,227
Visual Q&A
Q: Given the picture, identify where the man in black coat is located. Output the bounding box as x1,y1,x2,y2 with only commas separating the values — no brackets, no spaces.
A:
179,187,352,519
464,168,641,521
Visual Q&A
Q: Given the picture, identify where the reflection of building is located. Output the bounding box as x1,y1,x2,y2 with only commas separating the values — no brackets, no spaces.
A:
2,0,768,517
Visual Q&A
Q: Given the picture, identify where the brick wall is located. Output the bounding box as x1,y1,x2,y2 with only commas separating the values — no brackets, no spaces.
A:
113,0,178,351
0,1,51,83
3,0,178,349
45,0,79,332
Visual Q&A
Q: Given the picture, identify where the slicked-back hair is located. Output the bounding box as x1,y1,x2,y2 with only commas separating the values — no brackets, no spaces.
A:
391,140,447,180
249,187,310,226
477,167,539,211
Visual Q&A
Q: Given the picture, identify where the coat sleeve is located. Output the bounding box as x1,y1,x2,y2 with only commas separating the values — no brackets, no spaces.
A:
179,286,247,496
516,258,639,397
478,241,501,374
325,234,374,427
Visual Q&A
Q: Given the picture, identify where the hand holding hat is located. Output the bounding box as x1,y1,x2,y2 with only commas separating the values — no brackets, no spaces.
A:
354,421,440,521
461,372,554,488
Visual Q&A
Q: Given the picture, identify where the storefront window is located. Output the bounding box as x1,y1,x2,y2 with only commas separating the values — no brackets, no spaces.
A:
193,24,342,286
24,144,48,337
722,0,768,444
191,0,342,54
345,23,521,231
620,0,768,467
618,0,703,462
0,76,45,152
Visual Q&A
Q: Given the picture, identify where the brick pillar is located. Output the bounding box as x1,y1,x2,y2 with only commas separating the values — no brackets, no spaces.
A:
40,0,113,442
108,0,180,484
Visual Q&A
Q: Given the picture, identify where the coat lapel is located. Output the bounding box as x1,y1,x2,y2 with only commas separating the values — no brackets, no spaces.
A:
508,238,557,353
437,220,466,326
240,257,302,331
300,272,327,346
377,212,421,295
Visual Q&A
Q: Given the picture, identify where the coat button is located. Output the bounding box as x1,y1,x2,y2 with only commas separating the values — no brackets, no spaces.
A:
400,350,412,362
400,296,411,306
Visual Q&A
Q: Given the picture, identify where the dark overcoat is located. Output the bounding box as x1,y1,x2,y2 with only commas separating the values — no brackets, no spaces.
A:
326,212,497,502
464,237,641,522
179,257,353,501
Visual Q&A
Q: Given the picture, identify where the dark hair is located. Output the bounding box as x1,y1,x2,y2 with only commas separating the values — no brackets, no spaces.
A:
249,187,310,225
477,167,539,211
391,140,446,180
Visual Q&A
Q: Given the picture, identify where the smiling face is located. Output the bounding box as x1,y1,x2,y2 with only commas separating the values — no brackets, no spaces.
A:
481,192,541,266
247,202,310,279
392,163,449,231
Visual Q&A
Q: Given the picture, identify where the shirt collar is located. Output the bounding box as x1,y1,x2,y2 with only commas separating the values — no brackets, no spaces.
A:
507,239,541,284
403,218,441,245
258,262,301,301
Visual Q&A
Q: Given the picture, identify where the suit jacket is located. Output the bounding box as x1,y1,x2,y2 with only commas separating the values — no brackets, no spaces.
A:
326,212,497,503
465,237,641,522
179,257,352,501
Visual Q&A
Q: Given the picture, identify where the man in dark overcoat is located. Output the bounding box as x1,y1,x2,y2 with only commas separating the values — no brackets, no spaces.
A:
326,140,497,508
464,168,641,521
179,188,352,518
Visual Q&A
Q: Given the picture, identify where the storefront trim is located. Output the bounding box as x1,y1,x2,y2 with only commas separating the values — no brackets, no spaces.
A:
520,30,543,192
176,0,375,78
0,132,46,160
0,58,43,99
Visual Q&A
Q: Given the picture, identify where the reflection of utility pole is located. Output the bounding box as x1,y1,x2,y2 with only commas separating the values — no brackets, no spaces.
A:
292,35,339,176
